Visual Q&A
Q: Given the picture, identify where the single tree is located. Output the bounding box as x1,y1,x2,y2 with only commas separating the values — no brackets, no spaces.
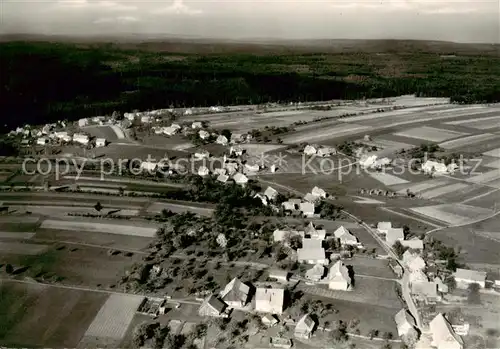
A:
5,263,14,274
467,283,481,304
94,201,103,212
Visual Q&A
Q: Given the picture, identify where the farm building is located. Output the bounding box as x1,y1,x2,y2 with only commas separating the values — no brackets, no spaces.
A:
184,108,193,115
304,193,320,203
298,239,328,265
199,130,210,139
254,288,284,314
219,278,251,308
305,222,326,240
198,166,210,177
373,157,392,168
359,154,377,168
245,163,260,173
303,145,317,156
217,174,230,183
422,160,447,175
230,146,244,156
294,314,316,339
198,294,227,317
328,261,352,291
311,186,327,198
386,228,404,245
73,133,90,145
192,121,203,129
78,118,89,127
403,251,426,272
411,281,441,303
305,264,325,282
95,138,106,147
194,150,210,159
233,172,248,185
299,202,316,217
317,146,336,157
270,337,292,349
434,277,449,293
401,238,424,250
254,193,268,206
282,200,299,211
334,226,358,246
268,269,289,283
377,222,392,234
53,131,72,142
264,186,279,201
215,135,228,146
394,309,417,338
453,268,487,288
429,313,463,349
163,126,179,136
409,270,428,286
262,314,279,327
36,137,48,145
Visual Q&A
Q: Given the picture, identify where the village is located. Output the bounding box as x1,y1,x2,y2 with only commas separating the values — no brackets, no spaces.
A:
0,96,499,349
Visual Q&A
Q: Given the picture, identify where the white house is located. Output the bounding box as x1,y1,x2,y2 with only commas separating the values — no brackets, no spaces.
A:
386,228,404,246
233,173,248,186
402,250,426,272
194,150,210,159
198,166,210,177
268,269,289,283
304,193,319,203
359,154,378,168
328,261,352,291
305,264,325,282
254,193,268,206
298,239,328,265
262,314,279,327
254,288,284,314
78,118,89,127
305,222,326,240
334,226,358,246
294,314,316,339
124,112,136,121
95,138,106,147
219,278,250,308
230,146,244,157
163,126,179,136
264,186,279,201
409,269,428,286
199,130,210,140
299,202,315,217
422,160,448,175
317,147,336,157
429,313,463,349
36,137,48,146
394,309,417,338
192,121,203,129
73,133,89,145
311,186,327,198
303,145,317,156
411,281,441,302
141,115,153,124
377,222,392,234
454,268,487,289
184,108,193,115
245,163,260,173
216,135,229,146
401,239,424,250
217,174,230,183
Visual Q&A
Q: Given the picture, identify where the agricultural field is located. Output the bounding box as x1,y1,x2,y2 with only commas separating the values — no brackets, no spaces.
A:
419,182,471,199
281,123,372,144
466,169,500,185
0,232,35,239
0,241,49,255
438,133,498,150
394,178,451,194
146,202,214,216
445,114,500,130
78,293,144,348
141,134,193,150
393,126,468,142
367,171,409,186
0,281,108,347
81,125,125,141
40,219,159,238
410,203,494,225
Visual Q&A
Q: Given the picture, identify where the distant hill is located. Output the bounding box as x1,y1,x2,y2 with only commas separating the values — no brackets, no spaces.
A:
0,34,498,56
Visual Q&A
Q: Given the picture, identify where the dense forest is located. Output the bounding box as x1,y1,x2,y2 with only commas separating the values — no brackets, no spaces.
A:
1,41,499,131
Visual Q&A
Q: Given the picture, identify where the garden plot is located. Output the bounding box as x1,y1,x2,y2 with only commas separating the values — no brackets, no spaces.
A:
281,123,372,143
410,204,494,225
439,133,498,150
82,294,144,341
367,172,409,186
466,169,500,184
445,115,500,130
0,232,35,239
362,138,415,152
484,158,500,168
393,126,468,142
483,147,500,158
419,183,470,199
40,219,158,237
396,178,451,194
0,242,48,255
146,202,213,217
427,105,485,115
240,143,287,156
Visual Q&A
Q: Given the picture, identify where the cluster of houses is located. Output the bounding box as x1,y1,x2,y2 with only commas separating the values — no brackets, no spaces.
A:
422,160,459,176
395,310,464,349
302,144,337,157
197,276,318,340
280,186,329,218
10,121,108,149
274,222,360,290
359,154,392,169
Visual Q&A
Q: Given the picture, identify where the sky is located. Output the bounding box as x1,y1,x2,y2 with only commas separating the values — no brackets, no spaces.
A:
1,0,499,43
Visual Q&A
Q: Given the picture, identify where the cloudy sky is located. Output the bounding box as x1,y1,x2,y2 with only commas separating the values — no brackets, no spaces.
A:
2,0,499,43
